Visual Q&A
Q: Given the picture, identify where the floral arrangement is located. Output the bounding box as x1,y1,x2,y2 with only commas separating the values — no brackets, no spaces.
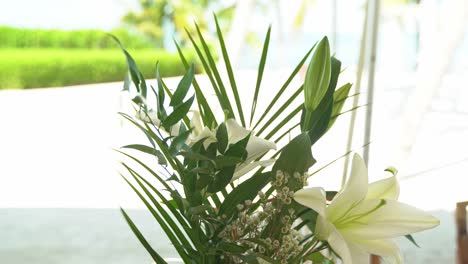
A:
115,17,439,264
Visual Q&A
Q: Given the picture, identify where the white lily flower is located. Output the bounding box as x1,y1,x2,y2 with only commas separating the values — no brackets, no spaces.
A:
135,110,160,125
188,112,276,180
294,154,439,264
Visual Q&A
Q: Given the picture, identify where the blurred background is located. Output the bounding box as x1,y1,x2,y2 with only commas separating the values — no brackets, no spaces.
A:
0,0,467,263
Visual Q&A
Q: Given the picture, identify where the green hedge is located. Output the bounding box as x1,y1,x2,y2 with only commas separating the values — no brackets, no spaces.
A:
0,27,155,49
0,49,197,89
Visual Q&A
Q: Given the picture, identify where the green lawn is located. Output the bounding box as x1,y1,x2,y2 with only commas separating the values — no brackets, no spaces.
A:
0,49,196,89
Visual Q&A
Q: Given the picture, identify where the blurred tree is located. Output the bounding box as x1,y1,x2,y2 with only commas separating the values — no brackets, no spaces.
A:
122,0,235,48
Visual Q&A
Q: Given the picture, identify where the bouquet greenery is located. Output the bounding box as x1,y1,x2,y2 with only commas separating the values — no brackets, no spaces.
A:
115,17,439,264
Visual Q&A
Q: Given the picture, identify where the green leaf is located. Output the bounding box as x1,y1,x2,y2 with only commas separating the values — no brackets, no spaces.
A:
253,43,316,131
216,122,228,153
155,62,167,119
162,96,194,128
169,130,191,156
186,27,234,121
122,171,192,262
294,203,318,231
273,132,314,175
214,155,243,169
250,25,271,125
207,166,236,193
170,64,194,107
305,252,334,263
328,82,352,130
120,208,168,264
194,22,235,120
214,14,246,127
219,172,271,218
257,86,302,137
405,234,420,248
178,150,212,162
217,242,248,254
174,39,216,127
110,35,144,96
123,70,131,92
121,144,166,165
225,133,250,160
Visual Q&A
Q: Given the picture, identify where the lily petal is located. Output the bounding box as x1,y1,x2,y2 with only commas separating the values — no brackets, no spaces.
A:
341,199,440,240
293,187,327,217
188,127,217,148
367,175,400,200
244,136,277,164
347,241,372,264
225,119,250,144
324,221,353,264
190,110,204,135
354,239,402,264
135,110,161,126
232,159,275,180
327,154,369,221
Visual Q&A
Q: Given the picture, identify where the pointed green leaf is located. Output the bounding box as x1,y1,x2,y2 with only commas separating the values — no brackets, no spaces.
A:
162,96,194,128
214,14,246,127
193,23,235,119
327,83,352,129
207,166,236,193
170,64,194,107
405,234,420,248
305,252,334,263
253,43,316,131
155,62,167,119
121,144,166,165
169,130,191,156
250,25,271,125
120,208,168,264
214,155,243,169
174,39,216,126
273,132,314,175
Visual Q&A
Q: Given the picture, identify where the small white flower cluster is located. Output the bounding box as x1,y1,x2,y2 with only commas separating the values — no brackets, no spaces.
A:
217,170,309,263
218,197,274,243
273,170,309,192
275,212,304,263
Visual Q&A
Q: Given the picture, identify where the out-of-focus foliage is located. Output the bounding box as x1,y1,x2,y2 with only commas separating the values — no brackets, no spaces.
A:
0,26,154,49
122,0,234,48
0,49,198,89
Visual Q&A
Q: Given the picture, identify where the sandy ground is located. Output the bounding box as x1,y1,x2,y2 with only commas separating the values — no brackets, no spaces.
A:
0,70,467,263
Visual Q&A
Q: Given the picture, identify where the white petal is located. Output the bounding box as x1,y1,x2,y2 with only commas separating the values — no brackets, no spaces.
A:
225,119,250,144
294,187,327,217
135,110,161,125
170,122,181,136
188,127,217,148
327,153,368,221
325,223,353,264
190,110,204,134
353,239,402,264
347,241,371,264
232,159,275,180
244,136,277,163
341,199,440,240
367,176,400,200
